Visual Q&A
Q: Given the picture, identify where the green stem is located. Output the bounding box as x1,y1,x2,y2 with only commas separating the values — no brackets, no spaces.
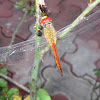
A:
59,0,100,39
0,73,30,93
80,76,94,85
9,10,28,46
30,0,41,100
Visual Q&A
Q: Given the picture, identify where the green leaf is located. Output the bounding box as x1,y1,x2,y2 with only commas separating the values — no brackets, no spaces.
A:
95,71,100,76
0,78,7,87
93,68,100,76
29,6,35,14
93,69,98,72
29,11,35,14
30,6,35,11
0,78,8,93
37,88,51,100
16,1,24,7
15,1,25,9
0,68,7,75
0,95,6,100
7,88,19,100
93,68,100,72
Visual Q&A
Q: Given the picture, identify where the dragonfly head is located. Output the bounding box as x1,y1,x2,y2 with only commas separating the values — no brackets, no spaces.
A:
40,16,52,26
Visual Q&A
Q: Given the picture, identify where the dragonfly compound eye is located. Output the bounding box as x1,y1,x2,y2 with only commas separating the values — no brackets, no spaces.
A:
40,16,52,26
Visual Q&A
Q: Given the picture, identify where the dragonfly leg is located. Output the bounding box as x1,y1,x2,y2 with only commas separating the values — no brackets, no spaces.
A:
37,25,43,36
32,25,42,38
40,45,50,62
37,29,43,36
32,34,36,38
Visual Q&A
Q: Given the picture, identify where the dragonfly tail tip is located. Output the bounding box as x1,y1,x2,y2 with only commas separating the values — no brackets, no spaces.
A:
61,74,63,76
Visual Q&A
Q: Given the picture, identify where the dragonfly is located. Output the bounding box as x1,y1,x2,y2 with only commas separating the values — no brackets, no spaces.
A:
0,10,100,76
40,16,63,75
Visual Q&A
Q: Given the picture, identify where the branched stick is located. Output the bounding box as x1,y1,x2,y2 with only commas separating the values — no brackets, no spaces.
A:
0,73,30,93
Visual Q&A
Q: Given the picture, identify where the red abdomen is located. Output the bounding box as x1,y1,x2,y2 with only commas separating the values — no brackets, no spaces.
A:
51,43,63,76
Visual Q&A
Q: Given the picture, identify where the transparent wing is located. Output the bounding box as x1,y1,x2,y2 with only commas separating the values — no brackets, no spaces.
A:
0,10,100,67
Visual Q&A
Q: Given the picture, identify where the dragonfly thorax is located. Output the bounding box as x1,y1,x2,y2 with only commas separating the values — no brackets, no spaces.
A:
44,21,52,29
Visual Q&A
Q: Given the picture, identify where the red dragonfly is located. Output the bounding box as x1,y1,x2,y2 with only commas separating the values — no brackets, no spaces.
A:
40,16,63,75
0,10,99,76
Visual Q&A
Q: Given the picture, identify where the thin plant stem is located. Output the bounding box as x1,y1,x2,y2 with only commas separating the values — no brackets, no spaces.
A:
80,76,94,85
90,81,97,100
9,10,28,46
59,0,100,39
99,82,100,96
2,8,28,63
0,73,30,93
90,80,100,100
30,0,41,100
